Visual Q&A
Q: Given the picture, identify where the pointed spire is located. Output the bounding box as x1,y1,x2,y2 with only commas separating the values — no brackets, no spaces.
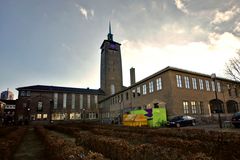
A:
107,21,113,41
109,21,112,34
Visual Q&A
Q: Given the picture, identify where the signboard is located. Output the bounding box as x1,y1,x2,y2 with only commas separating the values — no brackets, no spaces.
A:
5,105,16,110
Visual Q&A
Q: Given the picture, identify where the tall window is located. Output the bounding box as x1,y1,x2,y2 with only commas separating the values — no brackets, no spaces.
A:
183,101,189,114
199,79,204,90
217,82,221,92
137,87,141,96
176,75,182,88
149,81,154,93
184,76,190,89
111,84,115,95
94,95,98,105
80,94,83,109
87,95,90,108
211,81,215,91
71,94,75,109
63,93,67,109
156,77,162,90
205,80,210,91
197,101,204,114
132,89,136,98
53,93,58,109
191,101,197,114
37,101,43,111
192,78,197,90
142,84,147,95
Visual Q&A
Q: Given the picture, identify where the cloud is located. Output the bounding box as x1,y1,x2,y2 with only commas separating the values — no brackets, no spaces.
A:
61,43,72,52
75,3,94,20
175,0,189,14
234,22,240,34
121,31,240,85
211,6,240,24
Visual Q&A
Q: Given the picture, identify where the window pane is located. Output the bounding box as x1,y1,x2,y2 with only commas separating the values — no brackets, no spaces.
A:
176,75,182,88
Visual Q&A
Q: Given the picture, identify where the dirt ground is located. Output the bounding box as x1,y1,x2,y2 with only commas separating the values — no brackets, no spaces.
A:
13,127,46,160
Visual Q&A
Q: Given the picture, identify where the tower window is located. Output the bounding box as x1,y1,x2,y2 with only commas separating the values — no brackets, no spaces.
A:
111,84,115,95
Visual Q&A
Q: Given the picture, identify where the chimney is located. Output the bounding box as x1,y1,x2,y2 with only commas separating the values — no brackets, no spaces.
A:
130,67,136,86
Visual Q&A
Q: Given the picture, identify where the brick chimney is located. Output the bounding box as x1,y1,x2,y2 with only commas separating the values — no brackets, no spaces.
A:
130,67,136,86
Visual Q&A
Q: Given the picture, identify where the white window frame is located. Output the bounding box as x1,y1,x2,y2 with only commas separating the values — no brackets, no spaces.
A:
37,101,43,111
142,84,147,95
176,75,182,88
156,77,162,90
137,87,141,96
80,94,83,109
87,95,90,108
192,78,197,90
191,101,197,114
184,76,190,89
217,82,221,92
71,94,75,109
149,81,154,93
205,80,210,91
63,93,67,109
183,101,189,114
199,79,204,90
211,81,215,91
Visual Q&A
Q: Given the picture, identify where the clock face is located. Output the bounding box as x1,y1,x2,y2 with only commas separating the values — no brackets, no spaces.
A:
109,43,117,50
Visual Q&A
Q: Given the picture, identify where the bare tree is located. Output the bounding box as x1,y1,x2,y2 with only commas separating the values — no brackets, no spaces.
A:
225,49,240,81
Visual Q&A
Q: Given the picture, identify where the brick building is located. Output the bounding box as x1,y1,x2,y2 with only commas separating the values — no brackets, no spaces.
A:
16,85,104,123
99,67,240,121
15,24,240,123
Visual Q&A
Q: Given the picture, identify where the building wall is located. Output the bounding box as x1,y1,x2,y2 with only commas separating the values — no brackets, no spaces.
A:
16,90,100,122
99,69,240,120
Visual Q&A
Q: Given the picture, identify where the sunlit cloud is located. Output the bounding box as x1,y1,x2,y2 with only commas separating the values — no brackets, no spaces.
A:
175,0,189,14
211,6,240,24
234,22,240,34
121,31,240,85
75,3,94,20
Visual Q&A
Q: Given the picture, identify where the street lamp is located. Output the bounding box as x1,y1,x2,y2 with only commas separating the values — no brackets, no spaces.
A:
211,73,222,128
49,99,53,124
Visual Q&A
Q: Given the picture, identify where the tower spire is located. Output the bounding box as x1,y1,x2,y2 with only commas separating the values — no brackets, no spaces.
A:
109,21,111,34
107,21,113,41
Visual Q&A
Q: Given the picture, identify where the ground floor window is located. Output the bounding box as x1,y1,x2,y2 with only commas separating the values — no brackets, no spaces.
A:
183,101,204,115
43,114,47,120
183,101,189,114
227,100,238,113
36,114,42,120
52,113,67,120
191,101,197,114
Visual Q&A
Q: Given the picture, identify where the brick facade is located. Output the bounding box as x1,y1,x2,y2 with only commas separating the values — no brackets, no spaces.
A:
99,67,240,121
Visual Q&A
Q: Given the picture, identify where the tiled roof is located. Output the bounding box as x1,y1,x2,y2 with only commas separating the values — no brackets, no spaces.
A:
16,85,105,95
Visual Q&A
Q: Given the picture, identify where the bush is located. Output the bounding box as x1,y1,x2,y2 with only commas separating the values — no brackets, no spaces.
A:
0,127,27,160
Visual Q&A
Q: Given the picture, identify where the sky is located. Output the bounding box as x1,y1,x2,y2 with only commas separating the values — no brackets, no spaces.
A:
1,0,240,99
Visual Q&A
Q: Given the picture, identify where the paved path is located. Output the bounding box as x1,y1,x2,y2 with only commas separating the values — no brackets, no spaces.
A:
13,127,45,160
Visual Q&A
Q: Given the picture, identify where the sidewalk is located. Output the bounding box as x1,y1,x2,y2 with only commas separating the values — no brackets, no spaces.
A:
13,127,46,160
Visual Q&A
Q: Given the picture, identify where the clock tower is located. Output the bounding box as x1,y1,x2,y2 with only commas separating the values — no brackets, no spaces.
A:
100,23,123,97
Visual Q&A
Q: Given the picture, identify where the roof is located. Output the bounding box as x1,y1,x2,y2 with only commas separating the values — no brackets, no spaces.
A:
99,66,240,102
0,99,16,104
16,85,105,95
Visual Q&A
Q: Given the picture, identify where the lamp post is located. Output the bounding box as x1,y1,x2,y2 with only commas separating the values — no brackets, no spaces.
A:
211,73,222,128
49,99,53,124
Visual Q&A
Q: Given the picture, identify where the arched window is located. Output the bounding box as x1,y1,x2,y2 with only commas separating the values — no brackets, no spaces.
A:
227,100,238,113
111,84,115,95
209,99,224,113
